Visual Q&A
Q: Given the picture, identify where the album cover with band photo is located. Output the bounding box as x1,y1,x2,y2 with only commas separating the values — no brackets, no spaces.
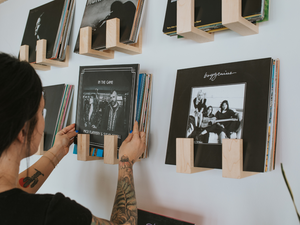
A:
166,58,273,172
76,64,139,149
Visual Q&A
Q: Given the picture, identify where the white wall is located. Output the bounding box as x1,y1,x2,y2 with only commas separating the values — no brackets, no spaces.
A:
1,0,300,224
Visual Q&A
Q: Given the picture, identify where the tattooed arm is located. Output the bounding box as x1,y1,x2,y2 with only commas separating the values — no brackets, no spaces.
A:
91,121,146,225
18,124,77,193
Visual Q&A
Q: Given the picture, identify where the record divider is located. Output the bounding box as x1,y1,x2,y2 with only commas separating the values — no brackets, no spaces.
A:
19,41,69,70
176,0,259,43
176,138,259,179
77,134,119,165
79,18,142,60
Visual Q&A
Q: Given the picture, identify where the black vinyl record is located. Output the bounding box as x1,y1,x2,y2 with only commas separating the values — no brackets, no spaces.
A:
165,58,273,172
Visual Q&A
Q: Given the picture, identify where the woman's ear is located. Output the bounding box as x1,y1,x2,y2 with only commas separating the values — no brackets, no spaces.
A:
16,123,27,144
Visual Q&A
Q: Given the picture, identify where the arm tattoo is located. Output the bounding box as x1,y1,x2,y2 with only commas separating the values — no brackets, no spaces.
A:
111,155,137,224
91,216,114,225
19,168,44,188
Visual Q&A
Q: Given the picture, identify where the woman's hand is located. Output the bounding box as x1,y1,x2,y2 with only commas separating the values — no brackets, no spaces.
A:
119,121,146,165
51,123,77,159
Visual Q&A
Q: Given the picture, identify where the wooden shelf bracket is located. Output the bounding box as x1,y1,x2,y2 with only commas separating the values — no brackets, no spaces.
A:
77,134,118,164
222,0,259,36
177,0,214,43
36,39,69,67
176,138,259,179
19,45,50,71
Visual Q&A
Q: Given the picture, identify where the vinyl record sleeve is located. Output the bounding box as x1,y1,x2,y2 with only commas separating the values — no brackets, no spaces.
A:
138,209,195,225
163,0,264,35
43,84,66,151
76,64,139,148
73,0,142,53
20,0,66,63
165,58,273,172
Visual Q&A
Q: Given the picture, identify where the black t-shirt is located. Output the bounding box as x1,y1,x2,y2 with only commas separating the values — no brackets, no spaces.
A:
0,188,92,225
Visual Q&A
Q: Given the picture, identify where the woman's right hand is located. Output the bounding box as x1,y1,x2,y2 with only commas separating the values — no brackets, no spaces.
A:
119,121,146,165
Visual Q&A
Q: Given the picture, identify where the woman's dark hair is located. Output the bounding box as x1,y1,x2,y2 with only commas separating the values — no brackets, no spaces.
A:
220,100,229,112
0,52,42,157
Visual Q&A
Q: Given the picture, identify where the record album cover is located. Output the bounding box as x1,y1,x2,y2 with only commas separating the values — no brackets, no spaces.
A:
74,0,141,53
138,209,195,225
20,0,66,63
165,58,273,172
76,64,139,148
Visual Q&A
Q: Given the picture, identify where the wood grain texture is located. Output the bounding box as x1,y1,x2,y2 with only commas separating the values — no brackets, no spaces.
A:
222,0,259,36
176,138,211,174
104,135,118,165
77,134,102,161
222,139,258,179
177,0,214,43
19,45,50,71
79,26,114,59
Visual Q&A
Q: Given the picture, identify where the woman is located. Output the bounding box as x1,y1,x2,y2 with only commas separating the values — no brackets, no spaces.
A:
0,53,145,224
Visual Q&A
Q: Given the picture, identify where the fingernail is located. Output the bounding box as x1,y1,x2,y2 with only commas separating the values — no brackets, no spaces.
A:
75,130,79,133
130,130,133,134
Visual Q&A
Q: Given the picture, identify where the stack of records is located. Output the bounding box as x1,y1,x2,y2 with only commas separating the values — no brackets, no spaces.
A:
43,84,74,151
135,73,153,158
20,0,76,63
165,58,279,173
75,64,152,158
74,0,146,53
163,0,269,36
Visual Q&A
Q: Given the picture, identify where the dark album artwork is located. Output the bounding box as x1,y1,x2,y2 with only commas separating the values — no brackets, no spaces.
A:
138,209,194,225
74,0,139,52
76,64,139,149
186,84,246,145
20,0,66,63
166,58,274,172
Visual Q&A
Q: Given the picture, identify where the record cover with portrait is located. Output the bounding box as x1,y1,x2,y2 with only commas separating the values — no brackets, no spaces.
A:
20,0,66,63
165,58,274,172
74,0,144,53
163,0,264,35
138,209,195,225
76,64,139,149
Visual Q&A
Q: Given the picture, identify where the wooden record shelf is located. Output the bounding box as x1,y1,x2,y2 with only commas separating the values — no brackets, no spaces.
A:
19,39,69,71
176,138,259,179
0,0,7,4
77,134,119,165
79,17,142,60
176,0,259,43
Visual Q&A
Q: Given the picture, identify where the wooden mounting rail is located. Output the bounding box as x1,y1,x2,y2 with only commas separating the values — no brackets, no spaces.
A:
177,0,214,43
77,134,118,164
222,139,258,179
19,45,50,71
106,18,142,55
222,0,259,36
176,138,212,174
79,26,114,59
0,0,7,4
36,39,69,67
35,133,45,155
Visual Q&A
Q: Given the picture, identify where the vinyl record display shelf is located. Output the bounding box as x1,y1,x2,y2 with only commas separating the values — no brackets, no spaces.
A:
176,0,259,43
176,138,259,179
76,134,119,165
19,39,69,71
79,17,142,60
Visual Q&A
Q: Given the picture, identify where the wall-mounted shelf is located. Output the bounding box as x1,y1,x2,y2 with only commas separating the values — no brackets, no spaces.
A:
176,0,259,43
77,134,118,165
20,40,69,71
176,138,259,179
35,133,45,155
0,0,7,4
79,18,142,60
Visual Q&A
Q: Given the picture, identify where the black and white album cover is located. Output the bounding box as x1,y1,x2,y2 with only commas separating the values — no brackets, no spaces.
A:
74,0,140,53
20,0,66,63
138,209,195,225
76,64,139,148
166,58,273,172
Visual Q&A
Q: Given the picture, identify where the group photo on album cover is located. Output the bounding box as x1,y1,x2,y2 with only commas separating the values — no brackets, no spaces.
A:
185,83,246,145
